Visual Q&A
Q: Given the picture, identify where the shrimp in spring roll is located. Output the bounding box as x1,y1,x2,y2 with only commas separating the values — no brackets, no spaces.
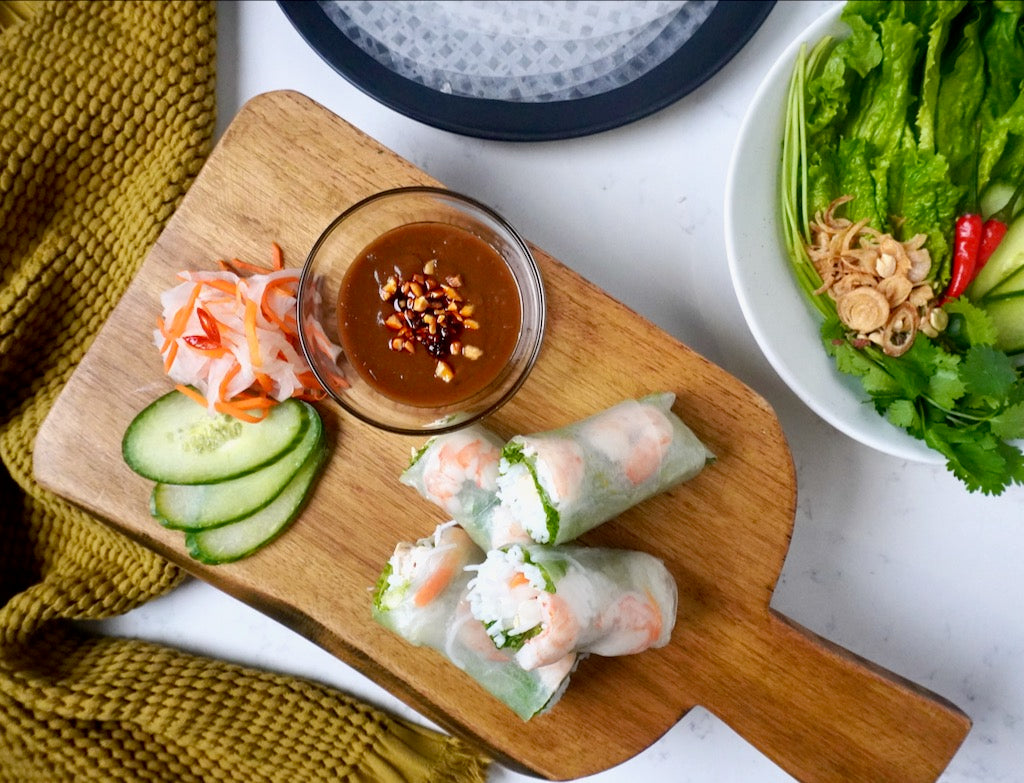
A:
495,392,714,545
372,522,576,720
466,543,677,671
399,425,531,550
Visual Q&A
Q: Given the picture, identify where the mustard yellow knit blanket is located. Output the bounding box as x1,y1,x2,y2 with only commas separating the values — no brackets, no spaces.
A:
0,2,487,780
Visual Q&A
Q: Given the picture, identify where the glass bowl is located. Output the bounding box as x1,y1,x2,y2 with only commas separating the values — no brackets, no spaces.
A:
297,186,546,435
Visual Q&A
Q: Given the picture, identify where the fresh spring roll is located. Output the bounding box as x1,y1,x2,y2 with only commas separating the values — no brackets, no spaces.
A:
466,542,677,671
372,522,576,720
399,425,531,551
495,392,714,545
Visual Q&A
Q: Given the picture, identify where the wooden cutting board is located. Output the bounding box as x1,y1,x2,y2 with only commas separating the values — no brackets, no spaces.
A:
33,90,969,781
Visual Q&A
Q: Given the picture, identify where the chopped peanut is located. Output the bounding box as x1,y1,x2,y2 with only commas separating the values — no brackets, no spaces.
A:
378,264,483,377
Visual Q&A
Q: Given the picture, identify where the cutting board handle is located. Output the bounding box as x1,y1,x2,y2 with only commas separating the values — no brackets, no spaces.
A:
706,611,970,783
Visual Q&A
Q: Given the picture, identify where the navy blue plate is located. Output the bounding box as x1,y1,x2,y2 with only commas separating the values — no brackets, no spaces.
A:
279,1,775,141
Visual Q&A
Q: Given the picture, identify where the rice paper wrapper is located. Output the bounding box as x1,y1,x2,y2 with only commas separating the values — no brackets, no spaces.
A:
372,522,575,720
399,425,532,551
467,543,678,671
496,392,713,544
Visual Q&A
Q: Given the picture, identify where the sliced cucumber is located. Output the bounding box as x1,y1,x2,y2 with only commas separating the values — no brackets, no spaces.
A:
185,438,327,564
123,390,307,484
979,262,1024,300
980,293,1024,354
152,403,323,530
969,215,1024,301
980,181,1019,222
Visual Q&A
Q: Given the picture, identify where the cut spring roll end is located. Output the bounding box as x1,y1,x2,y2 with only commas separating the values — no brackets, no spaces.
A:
372,521,479,635
445,597,579,720
372,524,576,721
467,544,677,672
494,440,564,544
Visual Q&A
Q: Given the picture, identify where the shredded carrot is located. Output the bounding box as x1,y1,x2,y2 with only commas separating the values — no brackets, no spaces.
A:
244,298,261,368
414,563,454,607
254,371,274,395
185,344,230,359
176,383,268,422
163,340,179,373
160,282,202,354
261,277,300,333
270,241,284,270
213,400,268,423
298,367,344,392
227,256,273,275
168,284,202,337
218,362,242,402
198,277,238,296
175,384,208,408
228,394,277,411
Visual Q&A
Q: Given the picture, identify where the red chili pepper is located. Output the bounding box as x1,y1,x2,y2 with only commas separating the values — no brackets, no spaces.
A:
183,334,221,351
183,306,222,350
942,120,986,301
977,219,1007,267
941,213,983,304
196,306,221,344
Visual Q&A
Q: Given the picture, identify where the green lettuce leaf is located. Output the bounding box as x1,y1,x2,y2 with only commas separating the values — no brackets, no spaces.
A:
915,0,968,151
981,1,1024,118
846,15,922,157
884,145,963,280
837,137,886,227
979,89,1024,192
934,7,986,195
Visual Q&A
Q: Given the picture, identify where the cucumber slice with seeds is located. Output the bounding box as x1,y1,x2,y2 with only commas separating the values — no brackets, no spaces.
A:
152,403,323,530
123,390,306,484
185,438,327,564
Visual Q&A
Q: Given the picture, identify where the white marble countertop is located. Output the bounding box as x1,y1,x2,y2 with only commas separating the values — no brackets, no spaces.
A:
93,1,1024,780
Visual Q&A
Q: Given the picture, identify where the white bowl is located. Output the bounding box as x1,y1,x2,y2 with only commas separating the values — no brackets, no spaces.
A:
724,4,943,464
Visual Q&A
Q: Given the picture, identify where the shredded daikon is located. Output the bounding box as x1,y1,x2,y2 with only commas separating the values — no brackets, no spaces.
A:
154,245,334,421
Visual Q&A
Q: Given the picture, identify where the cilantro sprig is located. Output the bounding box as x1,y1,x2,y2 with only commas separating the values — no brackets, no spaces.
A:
822,301,1024,494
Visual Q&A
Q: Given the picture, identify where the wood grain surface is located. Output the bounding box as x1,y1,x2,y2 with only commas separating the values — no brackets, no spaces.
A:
33,91,969,781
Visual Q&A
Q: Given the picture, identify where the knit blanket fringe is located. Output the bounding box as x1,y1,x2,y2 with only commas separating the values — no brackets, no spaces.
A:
0,2,487,780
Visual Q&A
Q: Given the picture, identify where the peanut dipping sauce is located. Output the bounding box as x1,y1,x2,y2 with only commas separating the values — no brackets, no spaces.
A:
337,222,522,407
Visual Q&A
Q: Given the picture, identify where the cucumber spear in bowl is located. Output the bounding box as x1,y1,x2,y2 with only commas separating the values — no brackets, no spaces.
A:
123,388,327,564
970,200,1024,356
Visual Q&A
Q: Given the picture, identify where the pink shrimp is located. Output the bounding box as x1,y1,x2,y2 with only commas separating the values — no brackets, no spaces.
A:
516,592,581,671
423,435,501,509
583,403,673,486
450,600,512,663
588,591,664,656
623,407,673,485
530,438,585,501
